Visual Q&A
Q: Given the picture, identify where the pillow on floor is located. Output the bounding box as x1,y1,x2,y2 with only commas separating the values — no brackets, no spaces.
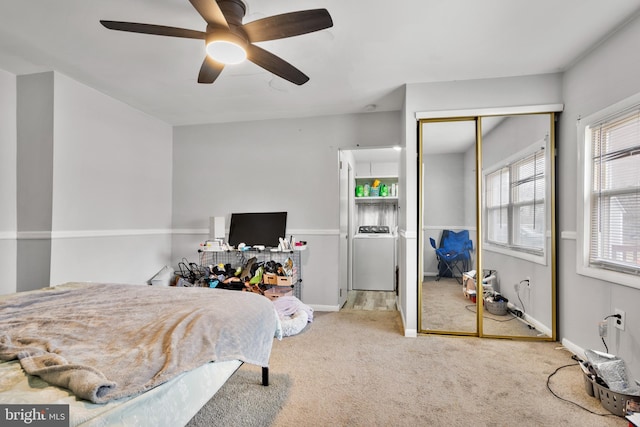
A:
280,309,309,337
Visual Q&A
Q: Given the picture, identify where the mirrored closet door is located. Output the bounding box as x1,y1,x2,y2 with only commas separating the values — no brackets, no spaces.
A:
419,112,557,340
479,113,556,339
419,118,479,335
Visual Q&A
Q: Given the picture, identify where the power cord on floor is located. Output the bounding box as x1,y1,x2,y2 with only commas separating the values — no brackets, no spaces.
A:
464,304,518,322
546,355,620,419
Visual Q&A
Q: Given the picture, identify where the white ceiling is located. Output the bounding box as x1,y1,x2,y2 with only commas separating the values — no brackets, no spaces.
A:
1,0,640,126
422,116,505,155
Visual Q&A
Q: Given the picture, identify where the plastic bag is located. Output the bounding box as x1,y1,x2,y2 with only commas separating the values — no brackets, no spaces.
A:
584,349,640,396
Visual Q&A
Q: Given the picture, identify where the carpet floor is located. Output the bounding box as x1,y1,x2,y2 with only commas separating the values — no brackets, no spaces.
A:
188,309,626,426
422,277,543,336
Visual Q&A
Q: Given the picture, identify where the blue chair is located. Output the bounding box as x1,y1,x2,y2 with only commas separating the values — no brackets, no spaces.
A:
430,230,473,284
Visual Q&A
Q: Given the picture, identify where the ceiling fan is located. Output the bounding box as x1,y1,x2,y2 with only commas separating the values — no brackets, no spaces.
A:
100,0,333,85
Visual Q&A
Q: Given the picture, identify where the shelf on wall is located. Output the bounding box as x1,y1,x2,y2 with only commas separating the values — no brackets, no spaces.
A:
355,196,398,202
355,175,398,180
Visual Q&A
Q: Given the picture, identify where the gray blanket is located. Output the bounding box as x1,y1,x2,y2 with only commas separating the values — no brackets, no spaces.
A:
0,283,278,403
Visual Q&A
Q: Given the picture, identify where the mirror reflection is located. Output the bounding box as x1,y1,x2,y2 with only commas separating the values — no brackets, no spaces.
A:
480,114,555,338
421,119,478,334
419,113,556,340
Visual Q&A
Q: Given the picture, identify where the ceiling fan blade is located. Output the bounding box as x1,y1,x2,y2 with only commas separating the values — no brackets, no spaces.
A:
100,20,206,39
188,0,229,28
198,56,225,84
246,44,309,85
243,9,333,43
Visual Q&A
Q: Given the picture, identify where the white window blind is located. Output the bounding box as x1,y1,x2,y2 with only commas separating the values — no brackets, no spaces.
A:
589,107,640,275
485,150,545,254
486,167,509,245
512,151,545,250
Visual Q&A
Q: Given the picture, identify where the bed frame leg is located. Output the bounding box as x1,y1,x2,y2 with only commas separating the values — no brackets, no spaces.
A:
262,367,269,386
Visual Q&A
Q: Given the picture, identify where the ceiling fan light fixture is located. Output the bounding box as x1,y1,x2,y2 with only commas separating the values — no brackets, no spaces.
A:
205,32,247,65
206,40,246,64
100,2,333,85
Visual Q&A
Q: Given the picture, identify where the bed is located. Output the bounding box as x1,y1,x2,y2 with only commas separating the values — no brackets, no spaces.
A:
0,282,281,426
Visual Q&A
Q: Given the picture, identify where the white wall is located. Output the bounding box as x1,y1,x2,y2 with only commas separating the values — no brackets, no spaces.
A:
172,111,401,307
0,69,17,295
560,14,640,379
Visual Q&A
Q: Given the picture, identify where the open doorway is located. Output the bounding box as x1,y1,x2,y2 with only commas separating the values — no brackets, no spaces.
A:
339,147,401,310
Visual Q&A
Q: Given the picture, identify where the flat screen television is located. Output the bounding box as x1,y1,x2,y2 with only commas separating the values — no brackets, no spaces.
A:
228,212,287,248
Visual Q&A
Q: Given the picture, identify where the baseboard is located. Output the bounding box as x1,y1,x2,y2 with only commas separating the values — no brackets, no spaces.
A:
310,304,340,312
523,313,552,337
397,302,417,337
403,328,418,337
506,302,552,337
561,338,586,359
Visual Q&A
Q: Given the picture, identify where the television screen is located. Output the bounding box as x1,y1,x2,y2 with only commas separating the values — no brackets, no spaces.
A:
228,212,287,248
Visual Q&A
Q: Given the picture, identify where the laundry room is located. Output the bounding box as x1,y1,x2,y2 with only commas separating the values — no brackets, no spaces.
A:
339,147,400,302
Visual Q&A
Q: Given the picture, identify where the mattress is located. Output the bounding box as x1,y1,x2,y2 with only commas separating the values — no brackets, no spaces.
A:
0,358,242,427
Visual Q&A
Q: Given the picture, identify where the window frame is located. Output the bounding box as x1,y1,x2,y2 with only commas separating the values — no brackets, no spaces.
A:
483,141,548,265
576,92,640,290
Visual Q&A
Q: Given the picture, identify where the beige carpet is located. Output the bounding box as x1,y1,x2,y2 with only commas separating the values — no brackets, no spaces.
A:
189,309,625,427
422,277,542,337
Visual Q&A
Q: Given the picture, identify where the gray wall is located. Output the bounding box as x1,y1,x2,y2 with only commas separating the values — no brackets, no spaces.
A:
0,69,16,295
171,111,401,308
559,14,640,379
423,153,467,275
48,73,174,285
1,71,174,293
16,72,54,291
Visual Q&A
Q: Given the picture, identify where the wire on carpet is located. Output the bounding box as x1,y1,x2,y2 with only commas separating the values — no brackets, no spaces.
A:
546,355,620,419
464,304,518,322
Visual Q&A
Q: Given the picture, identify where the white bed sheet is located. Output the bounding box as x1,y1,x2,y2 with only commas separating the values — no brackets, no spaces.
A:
0,359,242,427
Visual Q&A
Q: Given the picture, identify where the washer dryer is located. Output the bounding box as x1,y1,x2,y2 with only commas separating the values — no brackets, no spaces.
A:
353,225,396,291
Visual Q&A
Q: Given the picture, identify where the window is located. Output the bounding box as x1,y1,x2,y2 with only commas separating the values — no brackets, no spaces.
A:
577,93,640,289
587,108,640,275
485,148,545,256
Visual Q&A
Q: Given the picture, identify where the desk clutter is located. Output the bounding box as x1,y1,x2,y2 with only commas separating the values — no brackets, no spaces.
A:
165,245,304,300
208,256,295,299
193,247,310,337
172,254,298,300
200,237,307,253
